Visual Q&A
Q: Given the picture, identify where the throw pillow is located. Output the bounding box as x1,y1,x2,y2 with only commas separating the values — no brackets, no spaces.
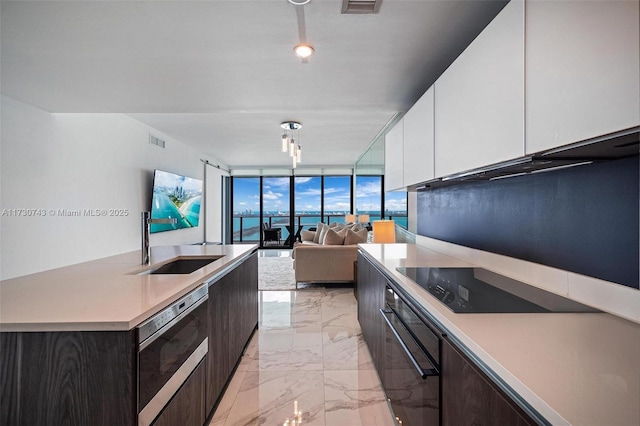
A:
329,222,339,228
344,228,369,245
324,228,346,245
351,223,361,232
313,222,324,244
300,230,316,242
318,223,330,244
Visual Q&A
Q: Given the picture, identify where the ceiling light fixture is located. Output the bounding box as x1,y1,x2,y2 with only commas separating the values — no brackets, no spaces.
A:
294,44,314,59
288,0,314,61
280,121,303,169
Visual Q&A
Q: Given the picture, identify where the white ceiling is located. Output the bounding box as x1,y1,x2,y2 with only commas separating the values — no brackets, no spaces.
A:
1,0,508,169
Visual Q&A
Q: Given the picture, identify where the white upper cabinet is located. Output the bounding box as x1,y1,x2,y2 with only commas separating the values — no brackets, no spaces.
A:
403,86,435,187
384,119,404,191
525,0,640,154
434,0,525,178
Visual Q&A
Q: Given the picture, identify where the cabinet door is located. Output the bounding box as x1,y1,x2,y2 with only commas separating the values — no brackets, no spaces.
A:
435,0,524,177
403,86,435,187
153,360,206,426
239,252,258,349
356,253,372,357
227,265,246,370
356,252,386,372
525,0,640,154
0,330,136,426
442,339,534,426
228,253,259,372
206,253,258,416
207,277,230,413
385,119,404,191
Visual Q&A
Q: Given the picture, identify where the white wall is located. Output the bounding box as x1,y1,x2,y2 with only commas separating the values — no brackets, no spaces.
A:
0,96,228,280
204,163,226,244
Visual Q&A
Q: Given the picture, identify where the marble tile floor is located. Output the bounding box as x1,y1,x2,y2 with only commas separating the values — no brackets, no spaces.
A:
208,287,395,426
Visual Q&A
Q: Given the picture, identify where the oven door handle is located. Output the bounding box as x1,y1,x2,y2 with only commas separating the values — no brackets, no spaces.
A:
380,308,440,379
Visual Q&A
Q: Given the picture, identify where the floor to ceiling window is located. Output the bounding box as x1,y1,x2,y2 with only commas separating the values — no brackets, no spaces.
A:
232,177,260,243
384,190,408,228
232,175,353,247
322,176,353,224
354,132,408,230
355,175,382,224
262,177,291,244
294,176,322,230
355,175,408,229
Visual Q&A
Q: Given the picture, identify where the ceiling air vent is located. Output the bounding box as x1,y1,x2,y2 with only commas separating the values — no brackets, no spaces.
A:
341,0,381,14
149,134,166,148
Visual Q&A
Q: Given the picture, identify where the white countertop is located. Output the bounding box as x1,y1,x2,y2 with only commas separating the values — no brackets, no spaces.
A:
359,243,640,426
0,244,258,332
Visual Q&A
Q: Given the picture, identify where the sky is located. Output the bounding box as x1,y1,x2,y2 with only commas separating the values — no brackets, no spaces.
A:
154,169,203,193
232,176,406,214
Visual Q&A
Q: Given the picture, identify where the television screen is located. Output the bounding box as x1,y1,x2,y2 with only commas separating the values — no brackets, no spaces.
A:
150,169,203,233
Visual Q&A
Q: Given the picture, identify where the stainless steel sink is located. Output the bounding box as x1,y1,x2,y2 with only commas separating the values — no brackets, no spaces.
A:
139,256,224,275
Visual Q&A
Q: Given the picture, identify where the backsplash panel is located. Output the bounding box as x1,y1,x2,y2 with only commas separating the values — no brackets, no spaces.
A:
417,155,639,289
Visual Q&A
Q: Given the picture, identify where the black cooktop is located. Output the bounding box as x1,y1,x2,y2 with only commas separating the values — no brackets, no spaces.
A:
396,267,601,314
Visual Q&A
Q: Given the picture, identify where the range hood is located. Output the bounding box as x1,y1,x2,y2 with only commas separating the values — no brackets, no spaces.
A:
409,127,639,191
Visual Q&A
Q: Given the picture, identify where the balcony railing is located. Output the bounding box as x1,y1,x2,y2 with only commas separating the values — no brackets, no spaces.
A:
232,213,407,243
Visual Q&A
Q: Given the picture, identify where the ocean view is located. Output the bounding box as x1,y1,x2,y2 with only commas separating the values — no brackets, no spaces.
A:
232,176,408,243
233,212,408,242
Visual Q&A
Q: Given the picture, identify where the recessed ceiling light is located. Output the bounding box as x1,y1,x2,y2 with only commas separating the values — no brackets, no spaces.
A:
288,0,311,5
294,44,314,59
293,44,314,59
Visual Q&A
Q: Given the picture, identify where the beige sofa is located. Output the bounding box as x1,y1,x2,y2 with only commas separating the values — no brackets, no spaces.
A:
291,223,369,286
292,244,358,285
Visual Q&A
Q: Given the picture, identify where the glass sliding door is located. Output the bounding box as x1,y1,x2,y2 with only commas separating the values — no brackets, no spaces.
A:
323,176,352,225
262,177,291,247
356,175,382,227
294,176,322,232
385,191,408,229
230,175,356,246
232,177,261,243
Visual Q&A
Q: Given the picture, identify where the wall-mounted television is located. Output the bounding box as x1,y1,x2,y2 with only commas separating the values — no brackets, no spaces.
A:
150,169,203,233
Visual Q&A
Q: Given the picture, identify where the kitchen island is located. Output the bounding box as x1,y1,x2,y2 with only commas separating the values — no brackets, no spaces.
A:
358,243,640,426
0,244,256,332
0,244,258,426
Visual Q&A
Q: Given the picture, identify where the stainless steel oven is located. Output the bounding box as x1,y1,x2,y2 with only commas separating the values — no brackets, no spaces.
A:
381,284,441,426
137,284,208,426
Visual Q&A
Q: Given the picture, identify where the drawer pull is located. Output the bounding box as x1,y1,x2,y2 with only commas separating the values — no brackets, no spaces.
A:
380,308,440,379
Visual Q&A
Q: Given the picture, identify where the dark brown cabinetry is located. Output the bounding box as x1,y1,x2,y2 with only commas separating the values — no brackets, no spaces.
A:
0,330,137,426
229,252,258,366
356,251,387,371
382,284,441,426
356,252,537,426
441,339,535,426
153,359,206,426
206,272,231,412
206,251,258,416
1,249,258,426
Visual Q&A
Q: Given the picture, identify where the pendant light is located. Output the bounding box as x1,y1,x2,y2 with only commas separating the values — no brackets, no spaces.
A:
281,121,303,168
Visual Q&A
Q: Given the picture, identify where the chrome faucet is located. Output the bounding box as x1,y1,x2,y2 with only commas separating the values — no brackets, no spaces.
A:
141,211,178,265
